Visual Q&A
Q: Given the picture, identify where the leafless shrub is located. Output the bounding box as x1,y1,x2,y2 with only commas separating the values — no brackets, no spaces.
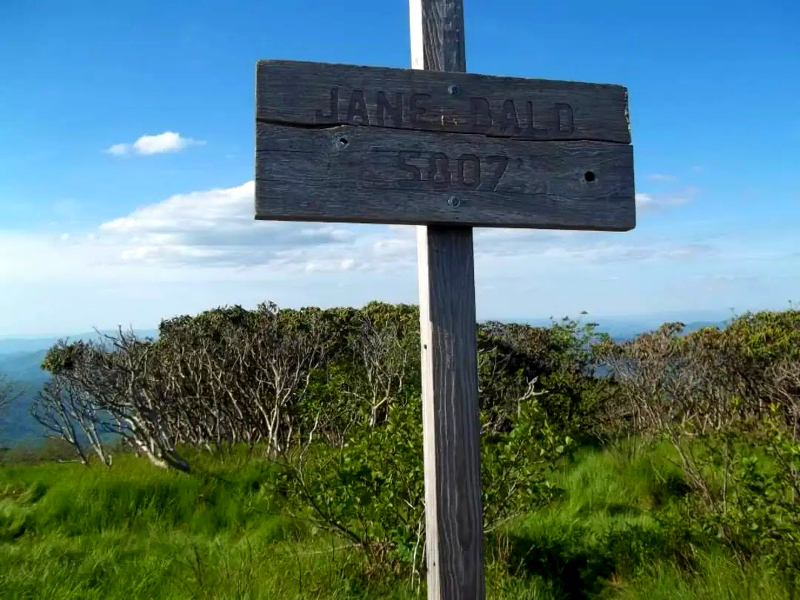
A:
30,375,112,466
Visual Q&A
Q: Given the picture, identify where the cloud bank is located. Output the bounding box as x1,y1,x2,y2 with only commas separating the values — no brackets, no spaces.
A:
7,176,791,336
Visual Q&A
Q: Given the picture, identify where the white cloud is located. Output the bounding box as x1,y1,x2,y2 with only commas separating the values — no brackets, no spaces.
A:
82,178,694,277
106,143,130,156
93,181,376,270
5,179,793,336
635,187,698,214
134,132,203,155
0,181,711,288
647,173,676,182
105,131,204,156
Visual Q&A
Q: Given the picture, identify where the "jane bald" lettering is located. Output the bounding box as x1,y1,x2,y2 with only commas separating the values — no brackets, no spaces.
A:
315,88,574,135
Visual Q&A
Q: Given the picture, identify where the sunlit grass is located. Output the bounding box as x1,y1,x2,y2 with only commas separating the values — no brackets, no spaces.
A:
0,441,795,599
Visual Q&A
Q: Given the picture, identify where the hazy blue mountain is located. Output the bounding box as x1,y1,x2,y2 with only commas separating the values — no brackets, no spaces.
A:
0,350,49,381
0,328,157,446
0,316,731,446
0,350,50,446
595,319,728,341
682,320,730,333
0,383,46,447
0,328,159,356
497,308,733,340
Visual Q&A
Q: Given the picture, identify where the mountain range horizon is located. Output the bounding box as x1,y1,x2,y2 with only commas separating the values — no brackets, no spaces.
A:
0,306,739,350
0,305,759,448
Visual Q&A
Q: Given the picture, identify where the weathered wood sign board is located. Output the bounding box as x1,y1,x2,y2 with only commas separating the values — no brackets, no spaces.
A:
255,60,635,231
255,6,635,595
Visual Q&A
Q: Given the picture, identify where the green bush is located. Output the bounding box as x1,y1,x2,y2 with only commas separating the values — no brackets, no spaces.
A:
276,393,570,577
8,302,800,597
667,414,800,590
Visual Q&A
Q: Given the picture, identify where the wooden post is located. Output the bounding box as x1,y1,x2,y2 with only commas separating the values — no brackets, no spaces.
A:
255,8,635,597
411,1,486,598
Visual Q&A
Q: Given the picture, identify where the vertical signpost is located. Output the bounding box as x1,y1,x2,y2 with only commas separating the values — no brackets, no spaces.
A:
255,1,635,597
410,2,484,598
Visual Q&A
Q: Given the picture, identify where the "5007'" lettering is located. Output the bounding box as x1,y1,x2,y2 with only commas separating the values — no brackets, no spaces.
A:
396,151,509,191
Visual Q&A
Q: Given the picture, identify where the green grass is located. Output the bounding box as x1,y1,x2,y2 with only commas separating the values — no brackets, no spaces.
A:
0,443,794,599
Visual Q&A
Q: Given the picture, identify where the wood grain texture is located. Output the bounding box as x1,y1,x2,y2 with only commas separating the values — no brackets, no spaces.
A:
256,60,630,144
419,0,465,71
417,225,483,600
412,1,485,599
255,122,636,231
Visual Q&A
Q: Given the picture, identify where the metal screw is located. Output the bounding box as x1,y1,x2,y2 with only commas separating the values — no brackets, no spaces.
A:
448,84,460,95
448,196,461,208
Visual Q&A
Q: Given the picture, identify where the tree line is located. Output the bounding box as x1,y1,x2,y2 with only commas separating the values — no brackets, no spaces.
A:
27,303,800,470
30,302,593,470
15,301,800,578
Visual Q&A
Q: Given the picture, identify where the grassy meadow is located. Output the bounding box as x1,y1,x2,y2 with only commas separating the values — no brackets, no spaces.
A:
0,440,793,600
2,305,799,598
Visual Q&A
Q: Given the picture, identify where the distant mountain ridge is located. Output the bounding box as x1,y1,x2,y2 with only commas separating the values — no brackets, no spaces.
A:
0,350,49,381
598,320,729,341
0,329,156,446
0,313,735,356
491,315,730,342
0,329,159,356
0,315,730,446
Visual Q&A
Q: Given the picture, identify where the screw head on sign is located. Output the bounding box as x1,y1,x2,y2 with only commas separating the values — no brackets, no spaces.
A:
448,196,461,208
448,84,460,95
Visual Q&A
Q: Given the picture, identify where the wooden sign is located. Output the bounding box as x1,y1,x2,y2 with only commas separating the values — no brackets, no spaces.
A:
255,60,635,231
255,2,636,597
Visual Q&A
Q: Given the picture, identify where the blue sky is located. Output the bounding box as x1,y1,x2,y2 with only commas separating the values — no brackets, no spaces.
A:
1,0,798,336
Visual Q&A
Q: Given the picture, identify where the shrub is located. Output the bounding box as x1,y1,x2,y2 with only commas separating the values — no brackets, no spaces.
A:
277,392,570,580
